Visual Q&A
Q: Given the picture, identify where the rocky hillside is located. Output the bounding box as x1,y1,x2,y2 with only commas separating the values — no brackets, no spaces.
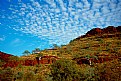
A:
0,26,121,68
76,26,121,39
0,51,13,62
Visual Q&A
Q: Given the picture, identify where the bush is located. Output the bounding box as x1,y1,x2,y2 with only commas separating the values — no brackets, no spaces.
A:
51,59,82,81
94,59,121,81
14,71,24,81
24,71,35,81
0,67,14,81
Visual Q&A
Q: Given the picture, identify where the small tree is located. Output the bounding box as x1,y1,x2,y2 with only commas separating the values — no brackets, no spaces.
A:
32,48,41,54
22,50,30,56
53,44,59,49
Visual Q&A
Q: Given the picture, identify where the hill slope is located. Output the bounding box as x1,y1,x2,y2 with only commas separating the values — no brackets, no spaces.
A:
0,26,121,81
37,26,121,59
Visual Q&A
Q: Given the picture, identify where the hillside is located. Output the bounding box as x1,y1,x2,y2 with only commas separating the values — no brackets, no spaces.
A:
35,26,121,59
0,26,121,81
1,26,121,66
0,51,13,62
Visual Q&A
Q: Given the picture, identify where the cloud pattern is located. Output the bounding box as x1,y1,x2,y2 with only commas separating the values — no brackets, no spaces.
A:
1,0,121,45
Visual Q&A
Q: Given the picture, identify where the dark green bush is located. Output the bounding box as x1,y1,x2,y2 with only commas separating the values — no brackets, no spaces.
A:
51,59,82,81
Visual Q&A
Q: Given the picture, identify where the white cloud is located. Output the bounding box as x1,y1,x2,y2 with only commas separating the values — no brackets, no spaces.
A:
5,0,121,46
58,0,66,11
101,6,110,14
76,2,83,8
45,0,56,8
55,8,60,13
0,37,5,41
10,38,21,46
92,2,102,9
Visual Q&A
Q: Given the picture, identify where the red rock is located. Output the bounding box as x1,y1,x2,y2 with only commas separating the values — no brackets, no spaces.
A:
86,28,102,36
103,26,117,34
36,56,58,64
75,26,121,40
0,51,13,62
73,55,118,65
3,61,19,68
23,59,38,66
116,26,121,32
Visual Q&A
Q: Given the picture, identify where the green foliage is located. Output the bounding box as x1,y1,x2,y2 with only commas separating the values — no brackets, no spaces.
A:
53,44,59,49
24,71,35,81
85,54,91,59
51,59,82,81
14,71,24,81
73,53,81,59
0,67,14,81
22,50,30,56
0,59,5,67
81,66,100,81
97,38,104,44
66,45,72,54
94,60,121,81
85,55,98,60
9,56,19,61
37,53,43,57
32,48,41,54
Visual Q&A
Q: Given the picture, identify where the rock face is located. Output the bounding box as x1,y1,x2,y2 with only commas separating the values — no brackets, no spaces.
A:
75,26,121,40
36,56,58,64
3,61,19,68
73,55,118,65
0,51,19,68
86,26,120,36
86,28,102,36
102,26,117,34
116,26,121,32
1,52,59,68
24,59,38,66
74,26,121,41
0,51,13,62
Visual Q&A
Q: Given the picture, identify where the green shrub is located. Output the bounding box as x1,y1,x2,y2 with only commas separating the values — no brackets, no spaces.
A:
0,67,14,81
51,59,82,81
14,71,24,81
24,71,35,81
94,60,121,81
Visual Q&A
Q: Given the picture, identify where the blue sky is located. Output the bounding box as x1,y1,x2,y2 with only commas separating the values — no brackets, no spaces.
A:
0,0,121,56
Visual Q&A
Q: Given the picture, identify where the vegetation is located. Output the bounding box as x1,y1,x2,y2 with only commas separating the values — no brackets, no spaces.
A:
51,59,81,81
32,48,41,54
0,26,121,81
0,67,14,81
22,50,30,56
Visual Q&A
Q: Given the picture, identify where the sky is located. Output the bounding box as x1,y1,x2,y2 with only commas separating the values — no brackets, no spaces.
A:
0,0,121,56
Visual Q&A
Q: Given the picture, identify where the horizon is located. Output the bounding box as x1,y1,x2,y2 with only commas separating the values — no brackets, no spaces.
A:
0,0,121,56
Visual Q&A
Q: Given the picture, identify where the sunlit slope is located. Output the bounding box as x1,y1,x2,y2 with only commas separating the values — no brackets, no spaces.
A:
22,26,121,59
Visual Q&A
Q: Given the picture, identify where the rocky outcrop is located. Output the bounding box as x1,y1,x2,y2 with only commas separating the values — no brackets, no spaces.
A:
86,26,120,36
0,51,13,62
36,56,58,64
116,26,121,32
102,26,117,34
24,59,38,66
86,28,103,36
73,55,119,65
75,26,121,40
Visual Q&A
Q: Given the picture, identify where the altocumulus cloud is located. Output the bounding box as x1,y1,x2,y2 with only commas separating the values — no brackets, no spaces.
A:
0,35,5,41
1,0,121,45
